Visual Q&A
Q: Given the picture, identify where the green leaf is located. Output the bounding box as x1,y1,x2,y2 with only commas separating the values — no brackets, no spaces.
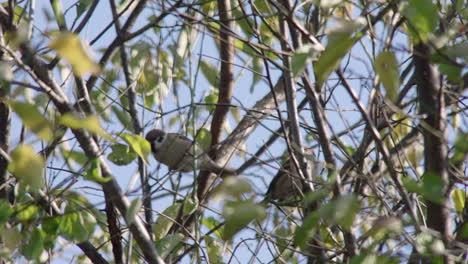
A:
182,197,198,215
294,211,320,249
195,128,212,152
76,0,93,17
0,200,13,228
320,195,360,230
291,44,320,77
211,177,254,203
222,200,266,240
452,132,468,163
111,105,132,131
204,93,218,112
452,189,465,213
83,159,111,183
200,60,219,88
59,113,114,141
59,209,93,243
9,101,53,141
16,204,40,222
205,236,224,264
49,32,100,76
125,198,142,225
8,144,45,192
422,172,445,204
374,51,400,102
314,34,358,85
107,143,137,166
153,202,182,240
1,227,20,252
202,217,225,240
62,149,87,166
43,216,61,235
21,228,45,260
403,0,438,42
155,233,184,258
350,253,399,264
118,133,151,163
51,0,65,28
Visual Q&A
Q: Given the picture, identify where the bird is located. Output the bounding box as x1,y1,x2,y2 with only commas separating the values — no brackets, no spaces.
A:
264,147,315,202
145,129,236,176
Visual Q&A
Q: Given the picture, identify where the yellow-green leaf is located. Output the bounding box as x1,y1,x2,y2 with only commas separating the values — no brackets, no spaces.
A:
375,51,400,102
59,113,114,141
83,159,111,183
9,101,53,141
453,189,466,213
49,32,100,76
118,133,151,163
223,200,266,240
314,34,359,86
8,144,45,192
195,128,212,152
291,44,321,77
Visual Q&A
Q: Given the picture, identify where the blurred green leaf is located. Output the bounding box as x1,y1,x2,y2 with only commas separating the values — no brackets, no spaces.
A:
51,0,65,28
49,32,100,76
1,228,20,252
374,51,400,102
195,128,212,152
0,200,13,228
9,101,53,141
294,211,320,249
205,236,224,264
320,195,360,230
292,44,320,77
211,177,254,203
9,144,45,192
108,143,137,166
21,228,45,260
118,133,151,163
452,132,468,163
350,253,399,264
203,217,225,240
403,0,438,42
153,202,182,240
314,34,358,85
422,172,445,204
43,216,61,236
62,149,87,166
59,207,94,243
111,105,132,131
16,204,40,222
60,113,114,141
83,159,111,183
204,93,218,112
76,0,93,18
200,60,219,88
155,233,184,258
182,197,198,215
126,198,142,225
222,200,266,240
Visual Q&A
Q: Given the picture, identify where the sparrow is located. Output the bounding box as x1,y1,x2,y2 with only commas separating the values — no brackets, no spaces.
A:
145,129,236,176
264,147,315,202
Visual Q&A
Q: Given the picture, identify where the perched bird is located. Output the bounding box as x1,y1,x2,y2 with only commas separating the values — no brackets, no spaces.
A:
265,148,315,202
145,129,236,176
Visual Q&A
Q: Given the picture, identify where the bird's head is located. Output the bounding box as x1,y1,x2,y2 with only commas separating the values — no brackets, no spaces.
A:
145,129,167,153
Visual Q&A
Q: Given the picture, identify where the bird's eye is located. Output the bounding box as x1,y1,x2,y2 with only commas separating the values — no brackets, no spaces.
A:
156,136,164,143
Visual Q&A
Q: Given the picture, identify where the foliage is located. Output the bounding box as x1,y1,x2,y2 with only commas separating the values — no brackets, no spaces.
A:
0,0,466,263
